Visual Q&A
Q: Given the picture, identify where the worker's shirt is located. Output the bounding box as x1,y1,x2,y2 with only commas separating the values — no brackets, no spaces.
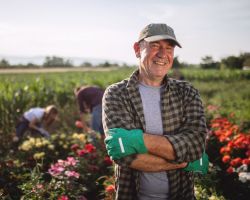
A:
24,107,44,122
76,86,104,113
102,70,207,200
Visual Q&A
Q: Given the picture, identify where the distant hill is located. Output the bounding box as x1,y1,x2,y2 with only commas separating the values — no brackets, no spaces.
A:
0,55,127,66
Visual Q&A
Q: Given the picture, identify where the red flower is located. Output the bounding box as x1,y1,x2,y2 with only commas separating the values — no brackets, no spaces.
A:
75,120,83,128
230,157,242,167
104,156,113,166
85,143,96,153
77,149,88,157
105,185,115,193
242,158,250,165
58,195,69,200
233,134,249,149
222,155,231,163
227,141,234,148
220,146,231,154
226,166,234,174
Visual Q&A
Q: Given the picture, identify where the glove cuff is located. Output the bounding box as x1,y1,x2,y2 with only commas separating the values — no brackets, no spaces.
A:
135,131,148,154
183,163,192,171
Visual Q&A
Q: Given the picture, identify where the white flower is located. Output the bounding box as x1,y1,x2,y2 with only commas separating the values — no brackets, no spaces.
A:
238,172,250,183
236,164,248,173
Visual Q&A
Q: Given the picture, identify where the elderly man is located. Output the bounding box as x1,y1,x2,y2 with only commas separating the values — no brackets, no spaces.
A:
103,23,208,200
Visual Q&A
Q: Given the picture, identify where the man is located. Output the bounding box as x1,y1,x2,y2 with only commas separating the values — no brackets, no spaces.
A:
103,23,208,200
75,86,104,135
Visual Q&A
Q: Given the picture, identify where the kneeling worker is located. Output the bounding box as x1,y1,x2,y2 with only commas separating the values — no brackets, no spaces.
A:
16,105,58,139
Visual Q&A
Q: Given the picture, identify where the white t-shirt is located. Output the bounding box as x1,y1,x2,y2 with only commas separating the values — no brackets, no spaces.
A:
24,108,45,122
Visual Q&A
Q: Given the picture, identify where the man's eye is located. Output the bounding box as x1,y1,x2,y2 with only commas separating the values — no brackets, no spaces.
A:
150,44,160,49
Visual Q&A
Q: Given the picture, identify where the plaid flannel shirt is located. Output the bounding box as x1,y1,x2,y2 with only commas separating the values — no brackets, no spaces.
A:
102,70,207,200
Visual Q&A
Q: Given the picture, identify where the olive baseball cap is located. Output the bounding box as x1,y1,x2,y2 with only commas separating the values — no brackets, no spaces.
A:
138,23,182,48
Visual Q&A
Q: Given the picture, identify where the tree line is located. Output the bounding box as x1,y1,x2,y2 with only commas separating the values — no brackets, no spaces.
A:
1,52,250,69
173,52,250,69
0,56,133,69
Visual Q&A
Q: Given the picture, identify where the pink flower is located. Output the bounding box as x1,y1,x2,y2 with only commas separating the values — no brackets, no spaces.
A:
65,170,80,178
207,105,219,112
66,157,78,166
36,184,44,189
32,184,44,193
48,163,65,177
57,159,65,165
75,120,83,128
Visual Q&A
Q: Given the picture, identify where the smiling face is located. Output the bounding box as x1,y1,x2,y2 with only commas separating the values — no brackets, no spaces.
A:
134,39,175,86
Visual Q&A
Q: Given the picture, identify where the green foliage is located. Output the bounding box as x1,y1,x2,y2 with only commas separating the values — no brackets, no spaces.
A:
0,59,10,67
221,56,243,69
80,62,92,67
243,58,250,67
200,56,220,69
43,56,73,67
178,69,250,128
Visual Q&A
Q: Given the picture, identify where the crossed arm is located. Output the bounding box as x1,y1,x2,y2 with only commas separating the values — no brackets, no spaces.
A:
128,133,185,172
130,153,187,172
102,85,207,172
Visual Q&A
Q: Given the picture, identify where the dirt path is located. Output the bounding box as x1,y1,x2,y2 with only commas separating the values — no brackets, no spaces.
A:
0,67,114,74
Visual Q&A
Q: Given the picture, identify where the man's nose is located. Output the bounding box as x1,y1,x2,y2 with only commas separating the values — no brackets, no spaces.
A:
157,48,167,58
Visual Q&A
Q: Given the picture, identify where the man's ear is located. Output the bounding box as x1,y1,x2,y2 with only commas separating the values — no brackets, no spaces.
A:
133,42,140,58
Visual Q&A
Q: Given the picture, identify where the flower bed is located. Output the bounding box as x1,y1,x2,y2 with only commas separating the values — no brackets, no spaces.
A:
206,107,250,200
0,107,249,199
0,132,113,199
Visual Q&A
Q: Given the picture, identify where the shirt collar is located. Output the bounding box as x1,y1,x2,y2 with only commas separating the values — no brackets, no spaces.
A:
126,69,172,91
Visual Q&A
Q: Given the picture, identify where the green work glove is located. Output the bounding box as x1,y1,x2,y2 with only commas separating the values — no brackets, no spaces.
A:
183,152,209,175
105,128,147,160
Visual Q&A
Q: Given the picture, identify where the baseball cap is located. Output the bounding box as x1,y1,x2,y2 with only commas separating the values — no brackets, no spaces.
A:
138,23,182,48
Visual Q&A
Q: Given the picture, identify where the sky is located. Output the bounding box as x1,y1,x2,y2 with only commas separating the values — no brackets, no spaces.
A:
0,0,250,65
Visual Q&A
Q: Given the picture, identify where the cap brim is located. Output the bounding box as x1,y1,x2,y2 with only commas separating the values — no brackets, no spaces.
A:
144,35,182,48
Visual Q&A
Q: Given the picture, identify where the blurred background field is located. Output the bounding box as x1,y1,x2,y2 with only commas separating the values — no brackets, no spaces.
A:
1,67,249,135
0,67,250,199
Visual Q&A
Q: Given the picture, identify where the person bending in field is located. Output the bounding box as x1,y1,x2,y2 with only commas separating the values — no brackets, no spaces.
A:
74,86,104,136
15,105,58,140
